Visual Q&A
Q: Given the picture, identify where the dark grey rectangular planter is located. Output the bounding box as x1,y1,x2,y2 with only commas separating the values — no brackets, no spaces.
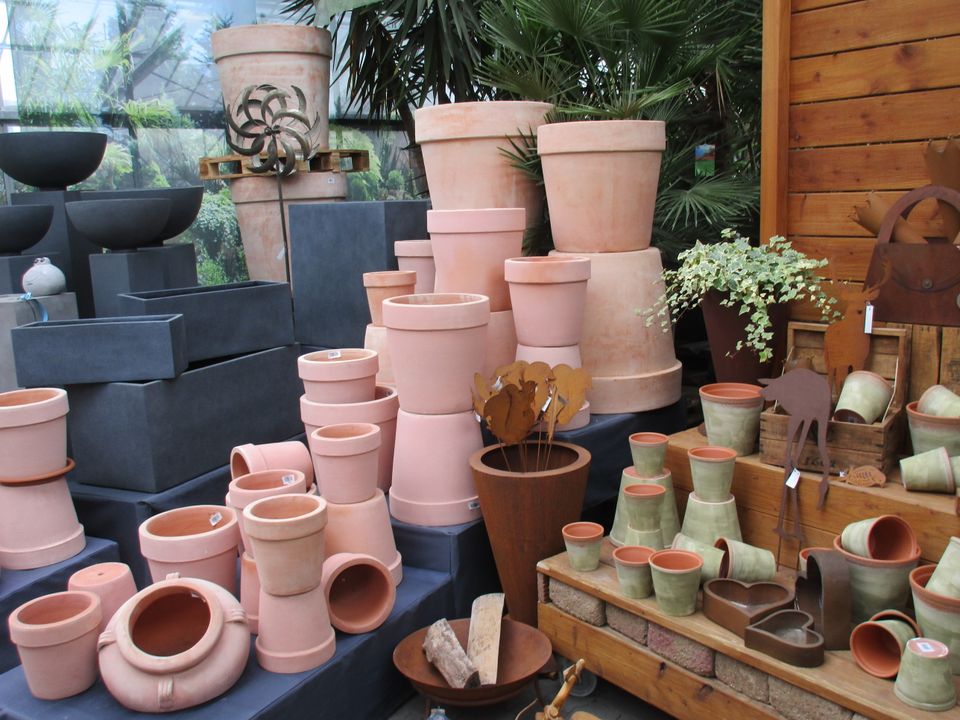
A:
12,314,188,386
289,200,429,348
115,281,294,362
66,344,303,492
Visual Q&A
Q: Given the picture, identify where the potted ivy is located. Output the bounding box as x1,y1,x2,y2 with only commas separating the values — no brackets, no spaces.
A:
646,229,838,384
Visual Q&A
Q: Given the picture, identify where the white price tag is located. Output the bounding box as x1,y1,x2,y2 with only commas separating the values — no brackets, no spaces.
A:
327,350,342,359
785,468,801,489
917,640,935,653
467,500,481,511
209,512,223,527
275,246,286,261
281,474,297,485
863,302,874,334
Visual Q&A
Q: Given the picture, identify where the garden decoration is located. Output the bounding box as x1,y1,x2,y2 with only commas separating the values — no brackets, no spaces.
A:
841,465,887,488
853,192,926,245
924,139,960,241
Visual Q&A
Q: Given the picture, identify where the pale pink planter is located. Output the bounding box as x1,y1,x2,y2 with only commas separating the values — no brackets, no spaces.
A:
226,468,308,554
230,440,314,485
364,324,394,385
325,489,402,585
300,384,399,493
9,590,101,700
538,120,665,253
515,343,581,369
0,387,68,480
240,551,260,634
429,208,524,312
309,422,380,504
395,239,435,294
484,309,518,379
68,562,136,633
138,505,240,594
363,271,417,327
322,552,396,634
505,256,591,347
98,575,249,711
298,348,378,404
256,581,335,674
383,293,490,415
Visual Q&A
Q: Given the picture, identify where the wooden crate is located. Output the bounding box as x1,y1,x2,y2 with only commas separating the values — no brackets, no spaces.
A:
759,321,909,475
198,149,369,180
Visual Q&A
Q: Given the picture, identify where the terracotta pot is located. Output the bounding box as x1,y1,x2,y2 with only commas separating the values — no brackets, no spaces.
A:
628,432,669,478
383,292,490,415
561,521,604,572
681,493,742,546
911,564,960,674
833,534,920,623
538,120,664,253
621,483,666,532
851,616,917,678
226,469,308,554
230,441,314,485
612,545,654,599
504,256,590,347
895,637,956,711
389,408,483,527
322,552,396,633
0,458,86,570
469,441,590,625
363,271,417,327
485,308,519,378
300,385,399,493
395,239,435,294
840,514,918,561
671,533,725,583
324,489,402,585
514,342,581,368
901,447,956,493
908,401,960,456
928,536,960,597
415,100,552,226
688,446,737,502
9,590,101,700
256,581,335,673
363,325,395,385
309,422,380,504
648,549,703,617
610,466,681,548
834,370,894,424
68,562,136,633
243,494,327,596
298,348,378,404
139,506,240,594
239,552,259,634
700,292,789,385
0,387,68,480
715,537,776,583
429,208,524,312
98,575,249,710
699,383,764,456
918,384,960,418
623,525,664,551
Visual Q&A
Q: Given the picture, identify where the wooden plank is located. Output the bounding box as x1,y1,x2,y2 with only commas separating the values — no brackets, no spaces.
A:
789,236,876,281
790,0,960,58
790,36,960,103
787,192,941,237
788,142,931,193
792,0,858,12
538,603,781,720
198,149,370,180
941,327,960,393
760,0,792,241
889,323,942,401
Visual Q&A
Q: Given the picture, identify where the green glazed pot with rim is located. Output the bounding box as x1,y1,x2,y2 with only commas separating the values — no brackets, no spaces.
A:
699,383,763,456
928,536,960,597
840,514,918,562
918,385,960,418
911,564,960,674
715,537,776,583
624,525,664,551
894,637,956,711
562,521,603,572
680,493,742,547
612,545,654,599
833,534,920,624
833,370,893,425
649,549,703,616
672,532,725,583
628,432,669,478
610,466,680,548
907,402,960,456
687,445,737,502
850,615,919,678
621,483,665,532
900,447,956,494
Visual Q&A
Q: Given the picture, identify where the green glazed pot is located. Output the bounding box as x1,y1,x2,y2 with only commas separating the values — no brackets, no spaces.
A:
624,525,664,551
894,637,957,711
850,617,918,678
687,446,737,502
672,532,725,583
621,483,665,532
901,447,956,494
680,493,742,547
715,537,776,583
840,514,918,561
918,385,960,418
912,564,960,674
562,521,603,572
611,466,680,548
928,536,960,597
649,549,703,617
833,370,893,425
833,534,920,624
908,402,960,456
699,383,763,456
613,545,654,599
628,432,669,478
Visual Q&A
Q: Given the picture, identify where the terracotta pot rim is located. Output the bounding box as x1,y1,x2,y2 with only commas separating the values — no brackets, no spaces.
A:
298,349,379,382
623,483,667,498
910,564,960,610
869,609,922,636
415,100,554,143
299,386,399,425
537,119,666,155
0,457,75,485
688,446,738,462
699,383,764,406
394,239,433,257
227,469,307,508
140,506,239,562
613,545,655,566
427,207,525,234
0,387,68,429
562,521,604,543
243,493,327,541
382,293,490,331
622,466,671,483
310,422,381,456
210,23,332,59
470,441,591,480
228,171,346,202
850,621,908,678
629,432,669,446
504,255,591,284
907,401,960,427
649,549,703,573
9,590,101,648
322,552,396,634
832,534,920,568
362,270,418,288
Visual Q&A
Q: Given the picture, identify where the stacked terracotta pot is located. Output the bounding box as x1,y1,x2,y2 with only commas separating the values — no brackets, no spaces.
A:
395,239,436,294
362,271,416,386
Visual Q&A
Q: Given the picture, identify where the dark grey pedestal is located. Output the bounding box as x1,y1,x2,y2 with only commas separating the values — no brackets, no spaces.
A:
140,242,198,288
0,252,62,295
289,200,429,348
89,243,201,318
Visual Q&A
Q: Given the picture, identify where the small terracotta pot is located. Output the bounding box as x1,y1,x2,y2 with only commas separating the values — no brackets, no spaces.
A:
68,562,136,633
911,564,960,674
98,575,249,710
239,551,259,634
894,637,957,711
649,549,703,616
699,383,763,456
688,446,737,502
901,447,956,494
610,466,681,549
628,432,669,478
908,401,960,456
834,371,894,424
918,384,960,418
612,545,654,599
504,256,590,347
243,494,328,596
621,483,665,532
0,387,69,480
230,441,314,485
322,552,396,633
256,582,336,673
850,614,918,678
309,423,380,504
138,505,240,593
716,537,776,583
325,489,403,586
680,493,742,546
928,536,960,597
298,348,378,404
514,342,581,369
300,384,399,493
363,270,417,327
9,590,101,700
395,239,435,294
833,534,920,624
562,521,604,572
671,533,725,582
840,514,918,561
226,469,308,554
624,525,664,551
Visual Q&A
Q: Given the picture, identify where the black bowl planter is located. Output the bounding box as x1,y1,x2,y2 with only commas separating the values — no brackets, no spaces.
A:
0,205,55,255
0,131,107,190
80,186,204,243
66,198,172,252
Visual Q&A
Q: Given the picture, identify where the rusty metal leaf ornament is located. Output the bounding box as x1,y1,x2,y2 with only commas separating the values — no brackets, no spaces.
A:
524,361,554,413
493,360,527,390
553,365,591,424
482,380,537,445
472,372,495,417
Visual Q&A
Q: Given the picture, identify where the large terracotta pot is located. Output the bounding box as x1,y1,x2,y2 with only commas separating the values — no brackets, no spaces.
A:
469,441,591,625
364,324,395,385
700,292,790,386
226,468,308,553
485,309,519,377
415,100,553,227
309,422,380,504
505,256,590,348
382,292,490,415
324,489,403,585
298,348,379,404
0,387,68,480
538,120,664,253
363,271,417,327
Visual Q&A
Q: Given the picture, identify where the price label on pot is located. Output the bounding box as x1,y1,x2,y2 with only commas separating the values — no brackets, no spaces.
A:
785,468,801,489
209,512,223,527
468,501,480,511
327,350,342,359
282,474,297,485
864,302,874,334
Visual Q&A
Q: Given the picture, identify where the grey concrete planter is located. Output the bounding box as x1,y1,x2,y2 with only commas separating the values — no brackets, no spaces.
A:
115,280,293,361
66,344,302,492
88,244,198,318
12,314,187,386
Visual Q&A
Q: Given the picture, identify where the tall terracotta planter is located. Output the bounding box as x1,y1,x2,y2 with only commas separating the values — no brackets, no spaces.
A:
363,271,417,326
469,442,591,625
324,489,403,585
538,120,665,253
395,239,435,294
505,256,590,348
700,292,789,386
0,387,68,479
